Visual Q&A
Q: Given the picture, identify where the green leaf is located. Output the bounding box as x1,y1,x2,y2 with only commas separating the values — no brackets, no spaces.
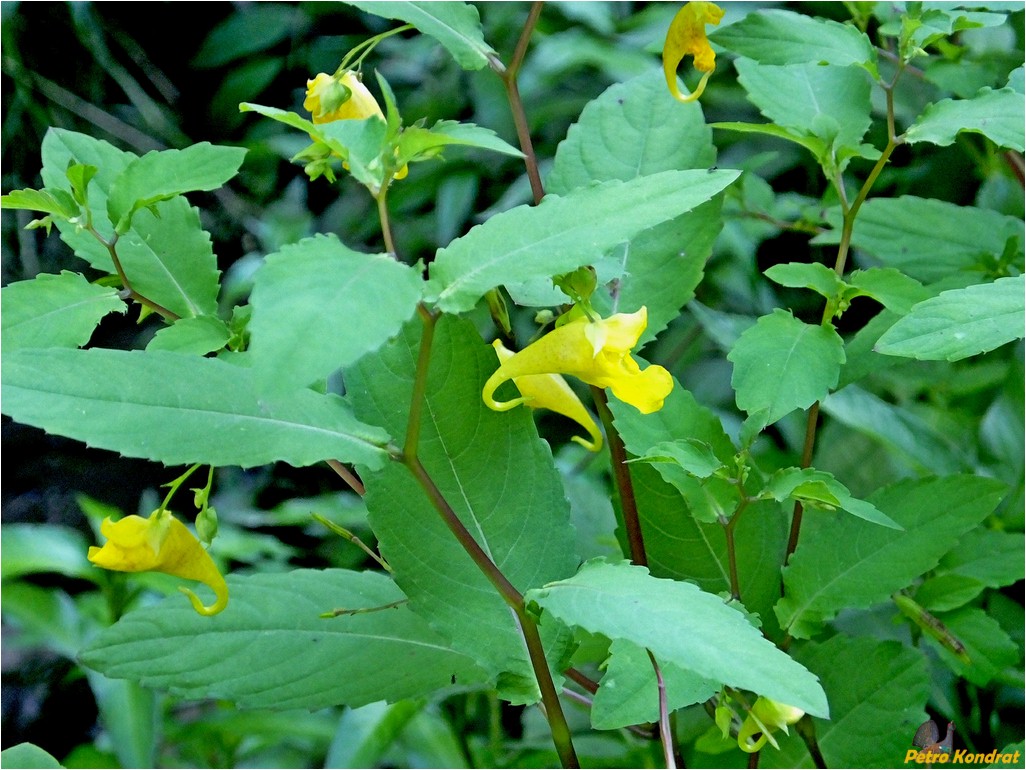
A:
247,234,423,391
347,316,579,702
775,475,1007,638
813,196,1024,283
631,439,724,480
612,380,739,524
396,120,523,166
0,744,65,769
710,9,878,76
733,59,873,155
822,385,973,474
547,71,716,195
106,143,247,232
145,315,231,355
591,639,718,730
846,268,930,315
712,121,829,160
1,271,125,350
936,528,1026,589
626,463,789,635
319,117,390,190
906,86,1025,152
427,169,739,313
874,276,1025,361
545,70,723,342
2,348,390,469
56,196,222,319
761,636,929,769
0,187,79,219
728,309,846,428
609,385,786,629
526,560,829,717
0,523,94,581
344,1,495,70
40,128,133,224
926,608,1020,687
764,262,845,300
80,569,487,709
762,467,900,529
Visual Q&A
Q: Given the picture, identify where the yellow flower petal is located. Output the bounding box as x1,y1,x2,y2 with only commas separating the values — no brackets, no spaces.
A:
88,512,228,616
663,1,725,103
482,306,673,418
305,71,383,123
492,340,603,451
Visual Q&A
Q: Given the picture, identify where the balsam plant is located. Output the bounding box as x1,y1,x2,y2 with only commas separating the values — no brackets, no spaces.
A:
2,2,1024,768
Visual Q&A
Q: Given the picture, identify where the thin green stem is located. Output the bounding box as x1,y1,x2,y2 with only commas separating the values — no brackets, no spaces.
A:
592,386,647,566
312,513,391,572
404,304,439,458
783,74,904,566
784,401,820,566
157,464,202,513
376,188,397,256
723,495,752,601
337,24,415,73
91,228,180,321
647,649,677,769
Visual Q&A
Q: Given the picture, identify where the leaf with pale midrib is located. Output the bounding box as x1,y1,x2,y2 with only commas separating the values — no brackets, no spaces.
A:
80,569,487,710
347,316,579,703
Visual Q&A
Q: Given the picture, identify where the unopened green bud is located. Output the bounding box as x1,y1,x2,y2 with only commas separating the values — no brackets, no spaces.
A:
196,506,218,545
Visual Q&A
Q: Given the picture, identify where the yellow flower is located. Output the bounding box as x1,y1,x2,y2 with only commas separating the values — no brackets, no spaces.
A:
88,510,228,616
305,71,383,124
482,307,673,419
663,1,725,103
738,697,805,753
304,71,408,179
491,339,603,451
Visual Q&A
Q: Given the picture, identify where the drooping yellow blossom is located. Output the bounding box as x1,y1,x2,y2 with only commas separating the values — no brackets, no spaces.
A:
483,307,674,419
491,340,604,451
663,2,725,103
738,697,805,753
303,71,408,179
88,510,228,616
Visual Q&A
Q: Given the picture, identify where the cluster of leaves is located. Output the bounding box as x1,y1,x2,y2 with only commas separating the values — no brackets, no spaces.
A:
2,2,1024,769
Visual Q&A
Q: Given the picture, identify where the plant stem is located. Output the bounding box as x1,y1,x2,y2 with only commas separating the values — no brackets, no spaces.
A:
490,1,546,205
404,304,439,458
326,459,365,495
795,714,828,769
565,667,599,694
783,75,904,565
399,311,579,768
376,188,397,256
593,386,647,566
92,229,180,322
648,649,677,769
784,402,819,566
723,495,751,601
